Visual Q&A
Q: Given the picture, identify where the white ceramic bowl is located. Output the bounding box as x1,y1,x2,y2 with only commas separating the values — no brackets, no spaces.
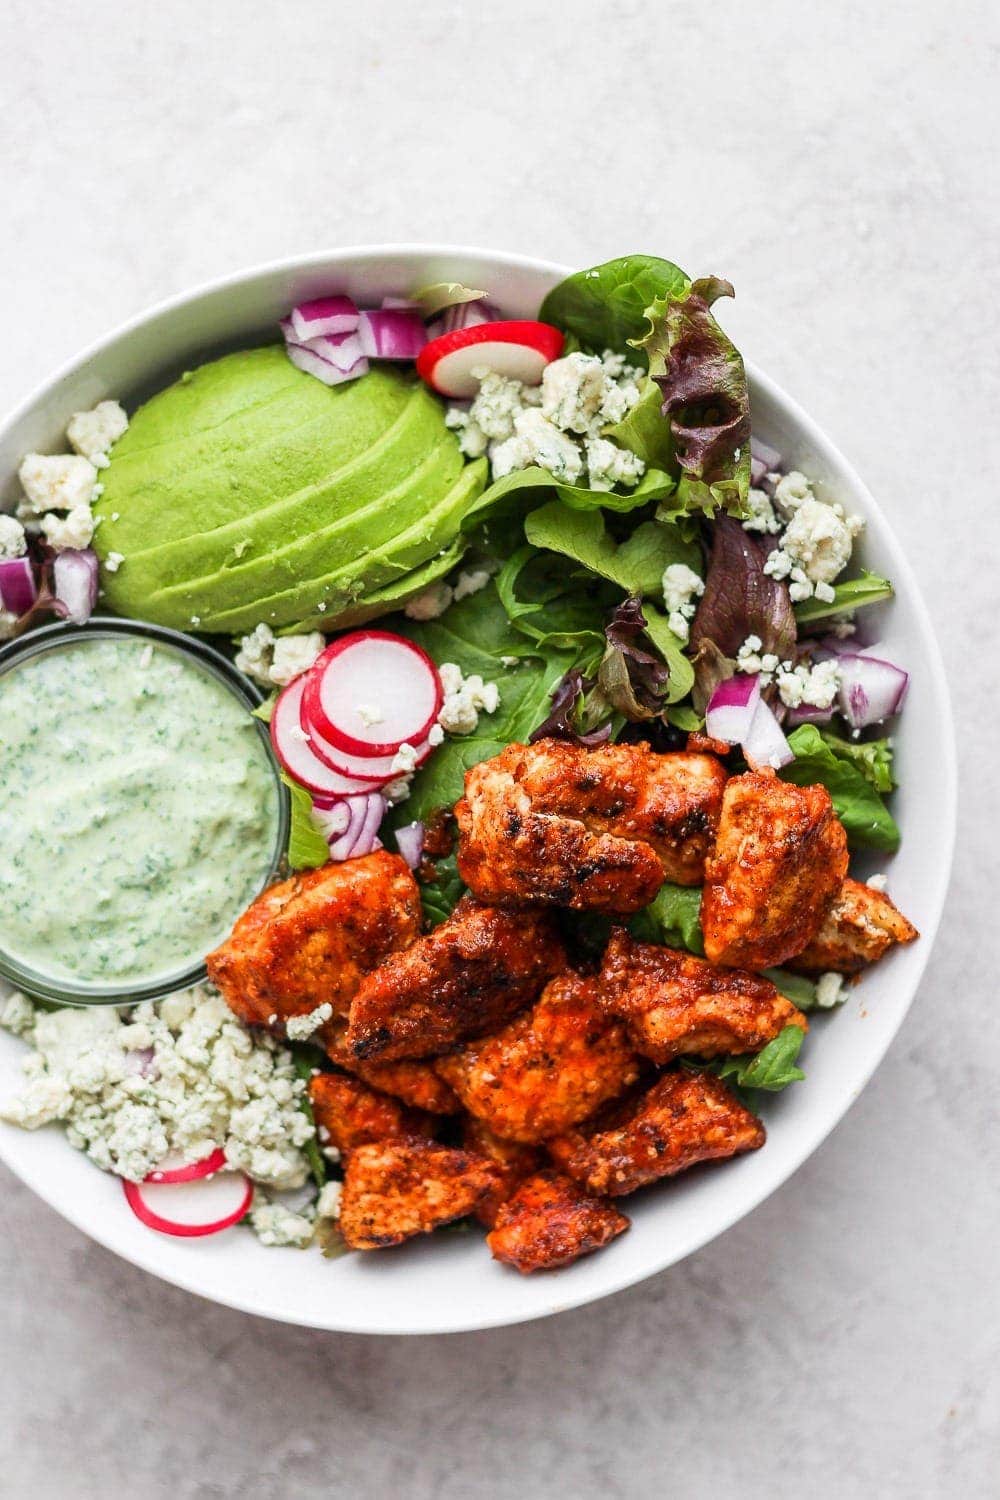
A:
0,246,956,1335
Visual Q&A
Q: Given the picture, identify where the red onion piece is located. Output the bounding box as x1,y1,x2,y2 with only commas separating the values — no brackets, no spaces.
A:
743,697,794,769
750,436,782,473
705,673,761,745
353,792,386,856
0,556,38,615
431,300,501,338
328,796,367,860
289,296,359,341
124,1047,158,1079
394,820,425,870
52,548,98,625
358,309,428,361
311,800,351,840
785,701,836,728
285,340,369,387
327,792,387,861
835,653,909,729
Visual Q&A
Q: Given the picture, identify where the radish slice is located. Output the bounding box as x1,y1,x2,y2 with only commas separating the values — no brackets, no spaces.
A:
53,548,98,625
416,320,564,397
123,1170,253,1238
271,678,382,796
395,820,425,870
289,296,359,340
743,697,794,770
357,309,427,361
301,698,435,784
0,556,37,615
302,631,442,757
146,1147,228,1185
705,674,762,745
836,653,909,729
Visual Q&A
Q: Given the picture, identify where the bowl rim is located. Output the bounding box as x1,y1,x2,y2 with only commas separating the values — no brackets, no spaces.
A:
0,243,957,1334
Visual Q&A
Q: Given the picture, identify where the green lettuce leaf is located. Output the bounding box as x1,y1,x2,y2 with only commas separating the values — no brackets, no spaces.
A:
280,774,330,871
290,1046,328,1188
763,968,820,1010
416,847,465,928
463,463,676,537
715,1024,807,1091
793,570,893,624
782,724,900,851
816,726,894,794
604,376,675,471
524,501,700,597
633,277,751,517
539,254,690,365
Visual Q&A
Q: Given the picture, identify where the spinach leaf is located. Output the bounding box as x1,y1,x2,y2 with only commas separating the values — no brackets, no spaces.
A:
524,502,700,597
783,724,900,851
604,377,675,470
629,883,705,954
281,774,329,871
642,602,696,704
290,1046,327,1189
395,584,580,821
715,1024,807,1091
634,277,751,517
794,570,893,625
494,545,611,660
539,254,690,365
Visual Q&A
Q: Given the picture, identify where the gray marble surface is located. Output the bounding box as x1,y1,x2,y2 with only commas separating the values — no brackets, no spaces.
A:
1,2,996,1495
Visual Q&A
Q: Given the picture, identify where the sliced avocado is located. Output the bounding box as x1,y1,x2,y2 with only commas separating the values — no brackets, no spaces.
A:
105,403,459,618
279,539,467,634
95,353,420,554
192,456,488,633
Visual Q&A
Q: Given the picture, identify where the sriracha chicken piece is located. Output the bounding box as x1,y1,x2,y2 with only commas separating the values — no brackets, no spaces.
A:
206,851,422,1036
308,1072,434,1156
436,972,642,1144
487,1169,630,1274
461,1117,542,1228
455,739,728,914
338,1141,501,1250
700,770,848,970
789,877,919,973
599,929,807,1063
347,897,565,1061
548,1070,765,1196
325,1023,460,1114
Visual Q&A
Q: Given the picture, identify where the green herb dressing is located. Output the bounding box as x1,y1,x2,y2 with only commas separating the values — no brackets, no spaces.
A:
0,636,280,987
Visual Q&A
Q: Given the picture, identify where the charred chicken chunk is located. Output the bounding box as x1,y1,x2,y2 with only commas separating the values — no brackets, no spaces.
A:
436,972,641,1144
308,1072,434,1156
789,877,919,973
325,1023,460,1115
461,1117,542,1228
347,897,565,1062
700,771,848,970
338,1141,501,1250
599,929,807,1063
455,740,728,914
206,851,422,1036
548,1070,765,1196
487,1169,630,1274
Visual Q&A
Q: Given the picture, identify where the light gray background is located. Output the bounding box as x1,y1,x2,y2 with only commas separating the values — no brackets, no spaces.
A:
2,2,996,1496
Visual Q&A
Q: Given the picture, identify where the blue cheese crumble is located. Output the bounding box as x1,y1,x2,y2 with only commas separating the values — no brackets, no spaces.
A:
235,622,325,686
446,352,645,492
661,563,705,643
755,471,864,603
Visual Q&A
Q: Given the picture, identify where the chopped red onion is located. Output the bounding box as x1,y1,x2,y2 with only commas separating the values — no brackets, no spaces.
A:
428,300,501,340
835,654,909,729
705,673,761,745
785,701,836,728
285,340,369,387
743,697,794,769
750,436,782,473
0,556,38,616
357,309,428,361
394,820,425,870
289,296,359,341
52,548,98,625
124,1047,157,1079
327,792,386,861
311,800,351,840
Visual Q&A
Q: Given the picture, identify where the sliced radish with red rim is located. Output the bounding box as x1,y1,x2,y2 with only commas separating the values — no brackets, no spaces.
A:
299,692,435,784
271,678,383,796
123,1169,253,1238
302,631,442,757
416,320,564,397
145,1147,227,1185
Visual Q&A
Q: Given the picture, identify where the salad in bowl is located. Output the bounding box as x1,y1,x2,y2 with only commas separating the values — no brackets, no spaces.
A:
0,249,947,1326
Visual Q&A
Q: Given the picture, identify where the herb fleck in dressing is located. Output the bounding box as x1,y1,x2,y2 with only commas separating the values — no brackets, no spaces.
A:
0,637,280,986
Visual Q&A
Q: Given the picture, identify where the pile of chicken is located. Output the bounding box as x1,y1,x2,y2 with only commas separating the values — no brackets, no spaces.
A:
207,738,917,1274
